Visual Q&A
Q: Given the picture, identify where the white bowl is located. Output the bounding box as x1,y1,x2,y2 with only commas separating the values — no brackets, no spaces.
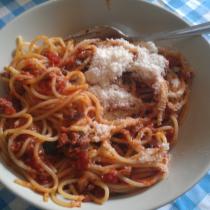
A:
1,1,210,210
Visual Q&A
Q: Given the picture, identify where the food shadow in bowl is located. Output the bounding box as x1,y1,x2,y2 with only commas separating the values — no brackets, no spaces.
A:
108,187,154,201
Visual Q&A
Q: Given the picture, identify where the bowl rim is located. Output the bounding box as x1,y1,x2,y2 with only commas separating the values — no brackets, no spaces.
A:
0,1,209,210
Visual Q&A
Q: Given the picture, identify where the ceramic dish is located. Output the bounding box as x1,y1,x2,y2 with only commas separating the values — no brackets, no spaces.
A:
0,1,210,210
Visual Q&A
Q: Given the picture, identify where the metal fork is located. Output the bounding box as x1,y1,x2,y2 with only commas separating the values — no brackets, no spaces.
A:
65,22,210,42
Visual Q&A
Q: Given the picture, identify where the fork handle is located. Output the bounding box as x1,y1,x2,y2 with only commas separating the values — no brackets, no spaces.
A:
131,22,210,41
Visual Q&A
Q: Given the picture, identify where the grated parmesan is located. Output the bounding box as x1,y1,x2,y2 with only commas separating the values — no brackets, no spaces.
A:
138,149,162,162
137,148,169,163
85,38,168,112
161,142,170,151
89,84,142,110
92,121,114,142
171,78,180,88
86,38,168,87
140,41,158,53
131,47,168,82
85,45,133,86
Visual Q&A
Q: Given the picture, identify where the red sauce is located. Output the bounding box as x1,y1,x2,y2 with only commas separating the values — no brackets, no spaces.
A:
22,147,52,185
181,71,194,83
11,135,34,155
44,51,60,66
112,142,128,156
56,76,66,93
75,151,89,172
165,55,182,68
58,132,69,147
10,140,22,154
27,160,51,185
63,109,83,126
13,118,27,128
37,78,52,95
37,72,66,95
62,55,76,70
22,61,41,76
118,166,131,176
166,129,174,143
0,98,16,115
85,184,104,198
36,173,51,185
62,48,93,71
102,170,119,184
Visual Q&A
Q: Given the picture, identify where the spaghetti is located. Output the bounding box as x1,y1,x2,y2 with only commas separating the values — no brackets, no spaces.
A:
0,35,193,207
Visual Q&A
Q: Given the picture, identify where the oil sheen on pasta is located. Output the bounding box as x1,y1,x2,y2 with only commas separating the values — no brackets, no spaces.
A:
0,36,193,207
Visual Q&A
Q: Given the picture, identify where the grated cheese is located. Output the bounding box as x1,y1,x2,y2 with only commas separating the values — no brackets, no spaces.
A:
14,120,21,127
138,149,163,162
131,47,168,82
161,142,170,151
137,148,169,163
171,78,180,88
140,41,158,53
85,45,133,86
85,38,168,112
92,121,114,142
89,84,142,110
86,39,168,87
